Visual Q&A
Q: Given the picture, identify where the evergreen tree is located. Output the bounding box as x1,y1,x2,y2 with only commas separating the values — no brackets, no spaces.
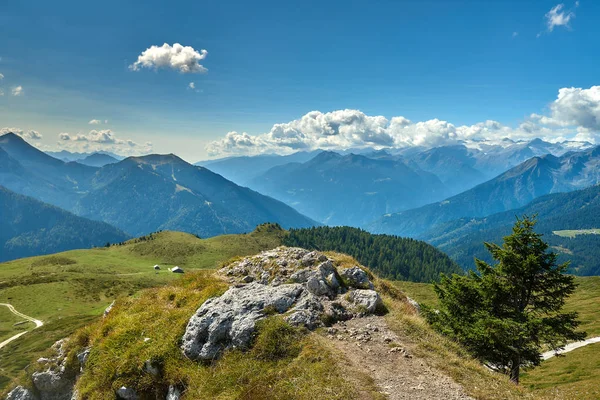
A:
426,216,585,384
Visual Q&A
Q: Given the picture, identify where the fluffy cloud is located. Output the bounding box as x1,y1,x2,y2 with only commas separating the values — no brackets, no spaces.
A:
24,130,42,140
545,86,600,130
0,73,4,80
189,82,195,89
129,43,208,73
0,127,23,136
0,89,3,96
206,85,600,157
545,4,575,32
11,86,23,96
0,127,42,140
57,129,152,155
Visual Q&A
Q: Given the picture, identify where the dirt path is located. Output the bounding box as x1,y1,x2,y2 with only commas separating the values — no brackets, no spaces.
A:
0,303,43,350
326,316,472,400
542,337,600,360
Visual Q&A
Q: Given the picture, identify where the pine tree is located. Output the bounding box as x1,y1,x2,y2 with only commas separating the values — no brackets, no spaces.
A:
426,216,585,384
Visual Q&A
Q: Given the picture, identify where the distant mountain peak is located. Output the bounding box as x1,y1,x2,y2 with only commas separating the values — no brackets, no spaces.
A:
127,153,186,166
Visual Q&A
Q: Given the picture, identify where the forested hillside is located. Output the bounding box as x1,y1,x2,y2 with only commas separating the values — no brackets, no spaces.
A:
284,226,463,282
423,184,600,275
0,186,129,262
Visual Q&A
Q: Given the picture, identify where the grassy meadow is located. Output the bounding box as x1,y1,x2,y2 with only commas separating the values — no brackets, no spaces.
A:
394,276,600,399
0,227,284,388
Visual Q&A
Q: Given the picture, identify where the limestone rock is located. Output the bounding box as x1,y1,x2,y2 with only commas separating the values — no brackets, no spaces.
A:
347,289,383,314
103,301,115,317
184,247,381,361
406,296,421,313
166,386,181,400
6,386,38,400
340,266,374,289
32,369,73,400
76,349,90,371
181,282,304,360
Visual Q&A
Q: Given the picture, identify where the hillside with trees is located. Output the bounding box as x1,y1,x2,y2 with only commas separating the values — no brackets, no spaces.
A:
284,226,463,282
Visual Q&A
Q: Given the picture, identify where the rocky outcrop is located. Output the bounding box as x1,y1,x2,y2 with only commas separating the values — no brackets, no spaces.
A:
6,387,37,400
5,340,85,400
181,247,383,361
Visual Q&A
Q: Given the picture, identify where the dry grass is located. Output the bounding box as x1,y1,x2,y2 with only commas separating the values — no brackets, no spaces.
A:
32,270,360,400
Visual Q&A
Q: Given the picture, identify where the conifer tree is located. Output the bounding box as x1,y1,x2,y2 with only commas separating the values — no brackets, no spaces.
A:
426,216,585,384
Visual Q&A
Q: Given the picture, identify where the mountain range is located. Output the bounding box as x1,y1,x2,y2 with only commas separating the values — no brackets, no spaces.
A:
247,151,449,226
0,185,129,262
195,150,322,186
369,146,600,237
0,132,317,240
422,184,600,275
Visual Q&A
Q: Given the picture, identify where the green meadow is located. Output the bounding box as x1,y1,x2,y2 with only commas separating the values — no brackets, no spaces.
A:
0,227,284,388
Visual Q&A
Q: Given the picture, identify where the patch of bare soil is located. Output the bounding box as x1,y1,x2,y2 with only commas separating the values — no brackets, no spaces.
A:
325,315,473,400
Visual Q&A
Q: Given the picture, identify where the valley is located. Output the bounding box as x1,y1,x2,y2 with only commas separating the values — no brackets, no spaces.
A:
3,4,600,398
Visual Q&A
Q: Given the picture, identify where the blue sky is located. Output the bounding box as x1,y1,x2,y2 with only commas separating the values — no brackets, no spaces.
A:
1,0,599,161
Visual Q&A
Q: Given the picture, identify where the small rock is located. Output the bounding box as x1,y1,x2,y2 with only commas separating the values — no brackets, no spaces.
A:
144,360,160,376
326,327,338,335
166,386,181,400
383,336,393,343
116,386,138,400
103,301,115,317
241,275,254,283
406,296,421,313
77,348,91,370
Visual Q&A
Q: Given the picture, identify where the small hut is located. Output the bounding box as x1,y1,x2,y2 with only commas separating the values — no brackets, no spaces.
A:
153,265,161,270
170,266,184,274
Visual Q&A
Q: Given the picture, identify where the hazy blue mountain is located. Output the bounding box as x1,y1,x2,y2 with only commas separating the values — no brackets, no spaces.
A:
73,154,318,237
196,150,322,186
0,186,129,262
76,153,119,167
0,133,97,209
248,151,449,226
423,184,600,275
1,134,317,238
369,146,600,237
403,145,487,195
46,149,124,162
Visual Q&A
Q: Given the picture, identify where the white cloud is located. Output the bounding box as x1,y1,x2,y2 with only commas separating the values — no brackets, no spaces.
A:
0,127,42,140
545,86,600,130
189,82,195,89
0,89,3,96
11,86,23,96
545,4,575,32
57,129,153,155
206,85,600,157
0,73,4,80
512,31,519,38
88,119,109,125
0,127,23,136
24,130,42,140
129,43,208,74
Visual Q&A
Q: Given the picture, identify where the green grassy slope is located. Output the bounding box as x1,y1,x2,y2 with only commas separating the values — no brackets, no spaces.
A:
0,307,34,343
0,226,285,388
394,276,600,399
